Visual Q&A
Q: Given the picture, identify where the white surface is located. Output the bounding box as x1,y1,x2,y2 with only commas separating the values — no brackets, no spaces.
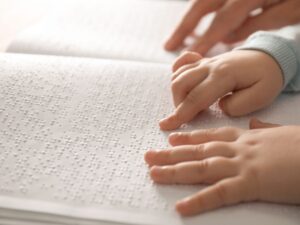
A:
7,0,233,63
0,53,299,225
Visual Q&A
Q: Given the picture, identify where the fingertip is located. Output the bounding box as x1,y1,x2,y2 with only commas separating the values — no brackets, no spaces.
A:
219,96,240,117
168,132,187,146
159,115,180,131
144,149,157,166
176,199,194,216
175,201,186,215
150,166,162,182
172,51,202,73
249,118,260,129
159,118,169,130
164,38,178,52
218,98,231,116
168,133,179,146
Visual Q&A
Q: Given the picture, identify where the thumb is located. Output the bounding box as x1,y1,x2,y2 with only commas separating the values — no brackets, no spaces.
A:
218,83,266,117
249,118,281,129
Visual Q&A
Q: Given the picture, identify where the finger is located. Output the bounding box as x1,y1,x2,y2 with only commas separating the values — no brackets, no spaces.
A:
171,66,208,107
218,82,277,117
160,75,235,131
249,118,281,129
172,51,203,73
188,1,257,54
172,62,200,82
150,157,237,185
176,177,250,216
164,0,224,51
224,1,300,43
169,127,241,146
145,142,236,166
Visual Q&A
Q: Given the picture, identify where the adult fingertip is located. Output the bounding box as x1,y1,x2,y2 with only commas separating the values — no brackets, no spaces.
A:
164,38,177,51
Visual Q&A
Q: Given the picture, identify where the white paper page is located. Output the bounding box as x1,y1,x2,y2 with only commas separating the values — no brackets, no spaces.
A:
7,0,232,63
0,53,299,225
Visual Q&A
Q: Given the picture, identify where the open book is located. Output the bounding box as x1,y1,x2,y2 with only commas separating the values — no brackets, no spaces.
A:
1,0,299,225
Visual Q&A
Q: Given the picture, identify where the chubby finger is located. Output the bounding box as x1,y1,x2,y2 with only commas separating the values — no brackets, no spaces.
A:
172,62,200,82
150,157,237,185
164,0,223,51
249,118,281,129
176,177,248,216
160,75,235,130
171,66,208,107
145,142,236,166
169,127,242,146
219,82,279,117
172,51,203,73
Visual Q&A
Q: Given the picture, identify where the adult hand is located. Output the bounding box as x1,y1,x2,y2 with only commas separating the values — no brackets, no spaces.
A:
165,0,300,55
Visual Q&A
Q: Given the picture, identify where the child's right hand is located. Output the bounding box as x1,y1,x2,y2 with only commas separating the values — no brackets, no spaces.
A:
159,51,284,131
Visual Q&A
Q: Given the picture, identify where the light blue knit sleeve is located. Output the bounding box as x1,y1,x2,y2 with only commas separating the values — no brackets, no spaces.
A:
234,25,300,92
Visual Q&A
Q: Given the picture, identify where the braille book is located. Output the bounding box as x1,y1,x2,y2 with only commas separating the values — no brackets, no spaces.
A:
1,0,299,225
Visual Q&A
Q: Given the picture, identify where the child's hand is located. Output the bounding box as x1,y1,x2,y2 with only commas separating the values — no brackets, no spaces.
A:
145,118,300,216
159,51,283,130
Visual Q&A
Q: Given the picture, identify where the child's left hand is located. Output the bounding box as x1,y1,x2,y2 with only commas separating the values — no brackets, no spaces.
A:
145,118,300,216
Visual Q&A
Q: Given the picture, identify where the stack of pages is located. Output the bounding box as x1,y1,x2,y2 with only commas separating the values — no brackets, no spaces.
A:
0,0,299,224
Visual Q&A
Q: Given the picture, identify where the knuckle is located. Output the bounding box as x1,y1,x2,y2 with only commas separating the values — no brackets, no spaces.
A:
204,141,222,151
171,79,182,93
211,62,231,79
196,159,209,174
193,144,205,159
185,91,199,105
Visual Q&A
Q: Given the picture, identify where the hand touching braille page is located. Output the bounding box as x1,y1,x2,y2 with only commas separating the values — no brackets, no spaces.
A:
159,50,283,131
146,119,300,216
0,53,299,225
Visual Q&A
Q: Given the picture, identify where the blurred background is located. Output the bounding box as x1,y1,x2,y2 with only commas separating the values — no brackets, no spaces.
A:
0,0,53,51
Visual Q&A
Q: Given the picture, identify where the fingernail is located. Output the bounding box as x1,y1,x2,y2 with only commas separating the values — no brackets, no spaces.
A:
159,117,168,124
159,116,171,130
169,132,178,138
168,132,180,142
150,166,162,180
176,199,189,215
